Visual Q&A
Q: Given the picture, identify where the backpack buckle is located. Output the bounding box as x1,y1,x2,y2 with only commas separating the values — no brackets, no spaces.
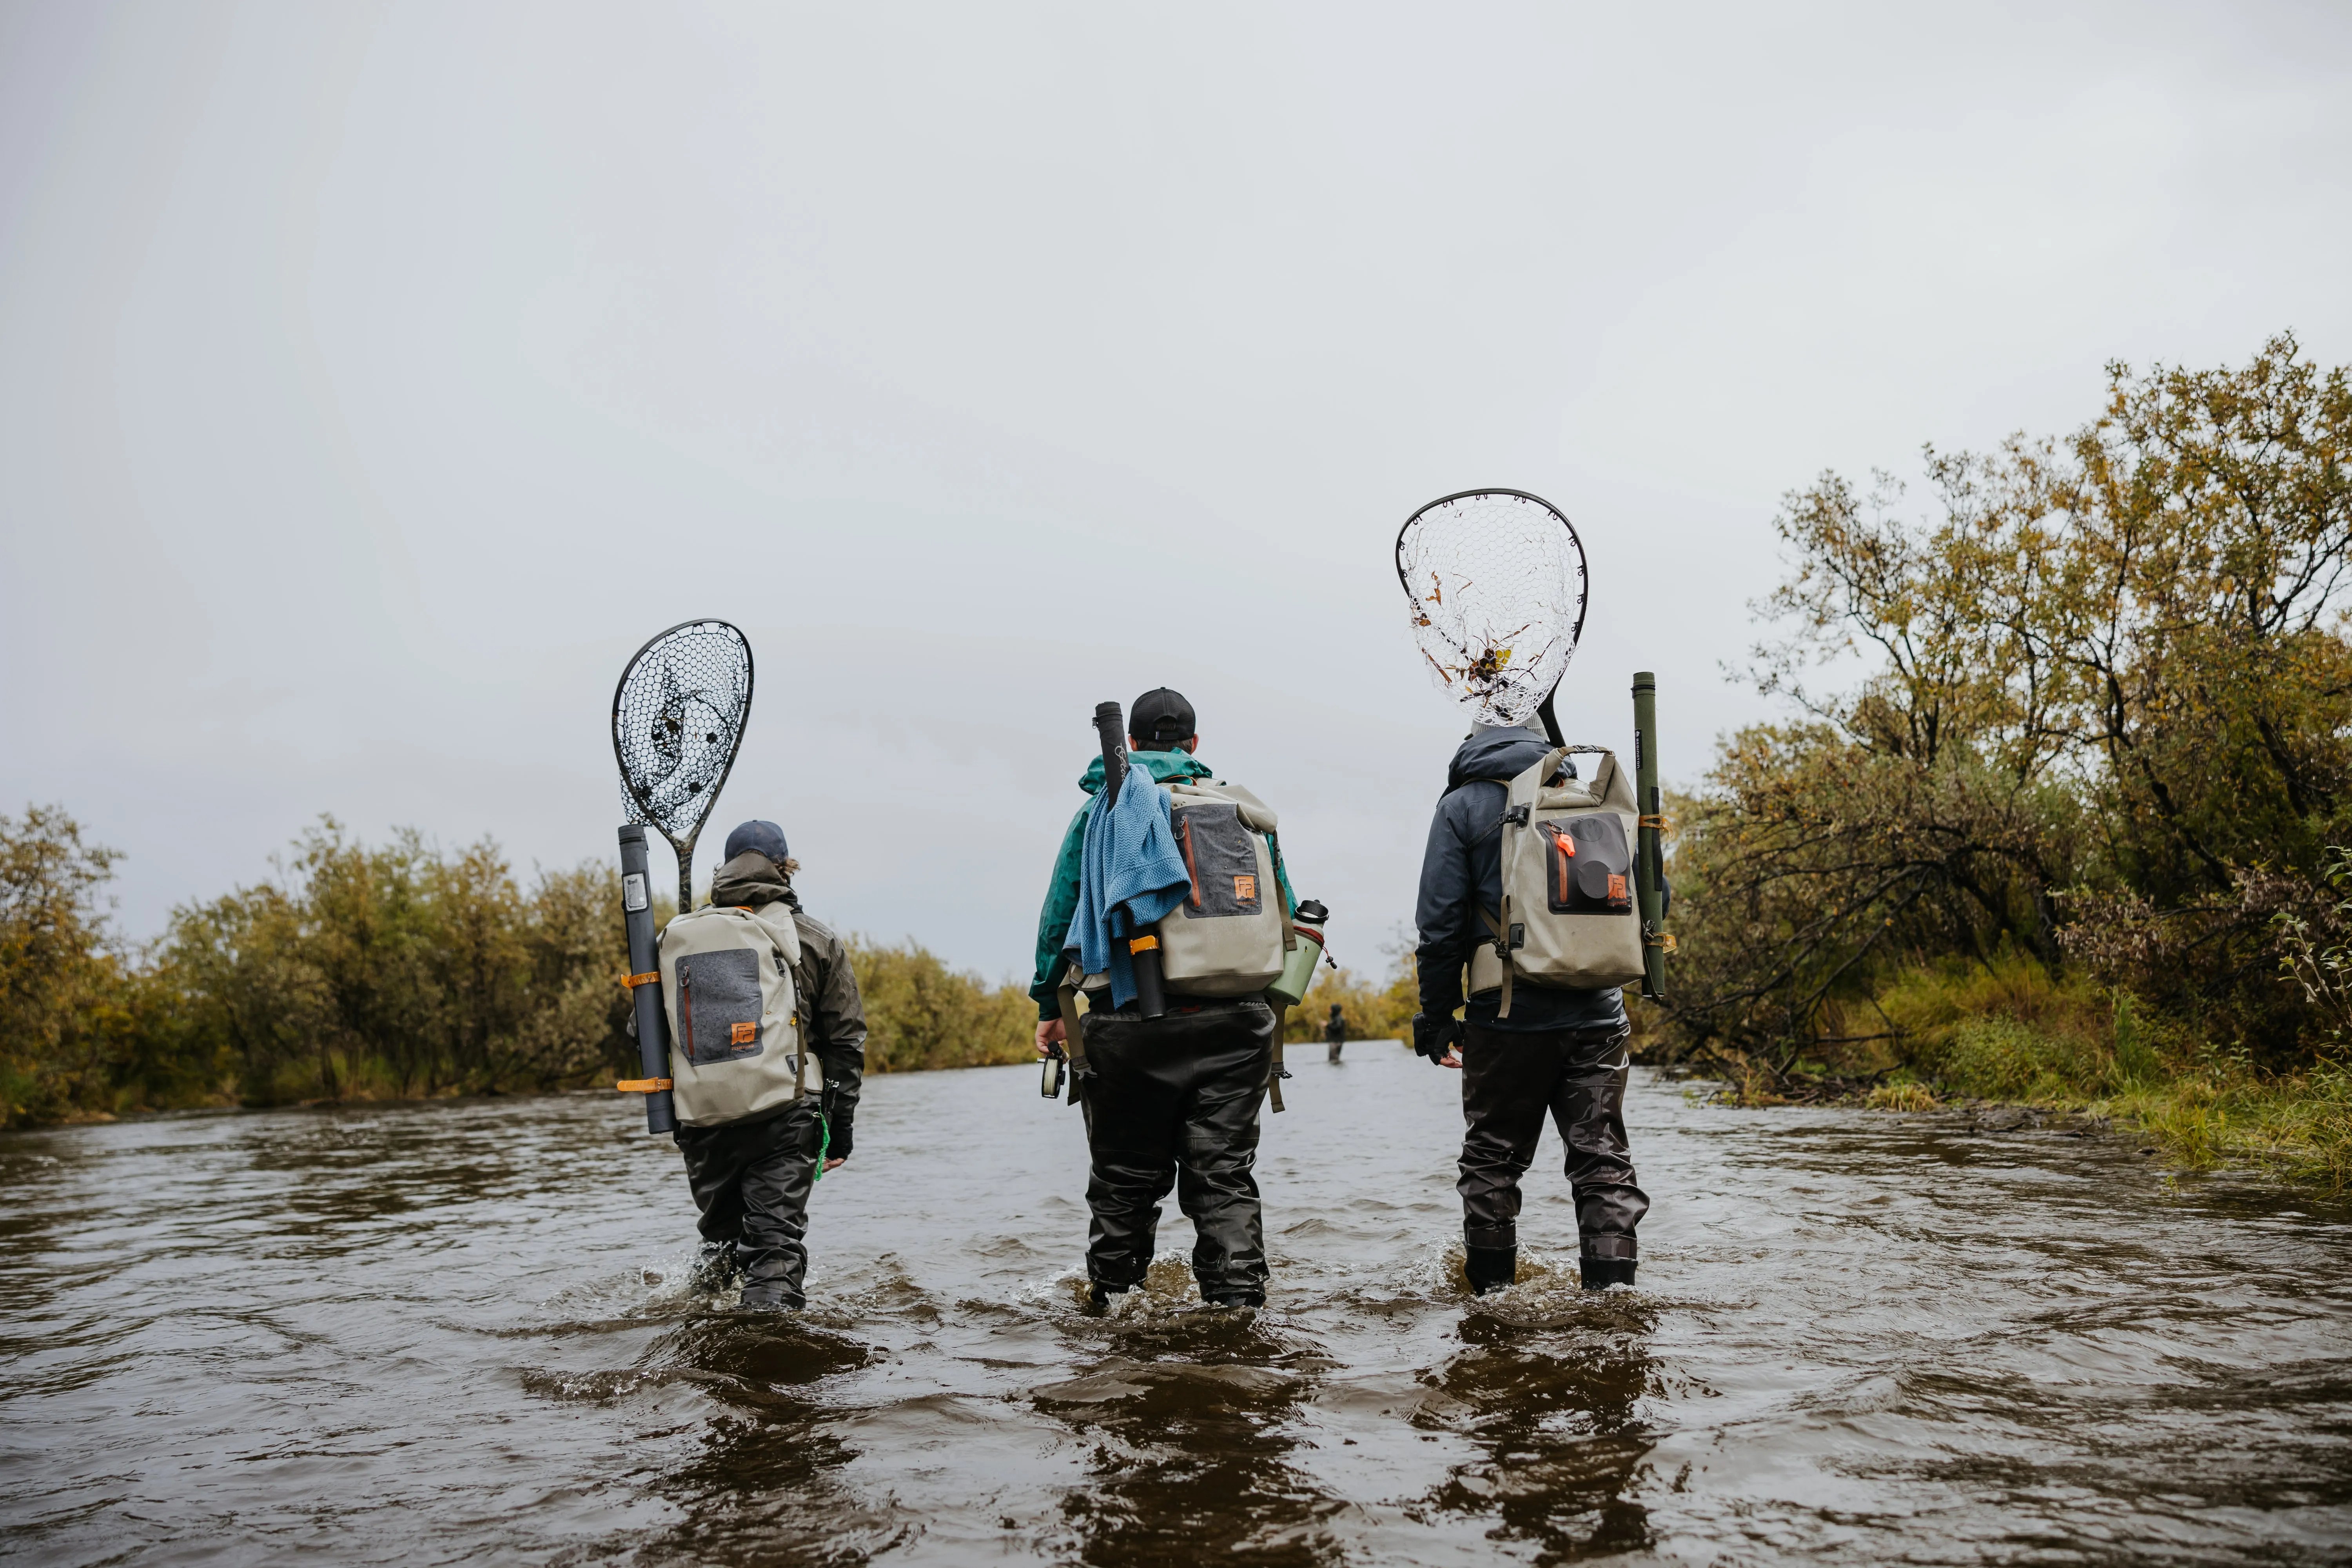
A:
1501,804,1530,827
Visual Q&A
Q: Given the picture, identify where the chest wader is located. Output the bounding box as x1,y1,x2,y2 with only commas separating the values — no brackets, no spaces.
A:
1054,930,1300,1112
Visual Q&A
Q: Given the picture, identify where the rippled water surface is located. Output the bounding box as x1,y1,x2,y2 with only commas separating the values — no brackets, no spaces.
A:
5,1050,2351,1565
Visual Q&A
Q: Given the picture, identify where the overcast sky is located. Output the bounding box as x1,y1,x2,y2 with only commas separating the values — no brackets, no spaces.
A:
4,1,2349,983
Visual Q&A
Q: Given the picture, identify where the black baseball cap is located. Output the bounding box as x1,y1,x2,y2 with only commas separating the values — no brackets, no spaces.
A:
1130,688,1196,750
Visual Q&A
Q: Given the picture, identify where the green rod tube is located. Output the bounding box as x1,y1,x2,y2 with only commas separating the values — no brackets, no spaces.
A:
1632,672,1668,1002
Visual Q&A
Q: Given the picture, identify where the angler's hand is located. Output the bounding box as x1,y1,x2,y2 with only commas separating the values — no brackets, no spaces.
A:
824,1157,847,1172
1412,1012,1463,1070
1034,1018,1066,1058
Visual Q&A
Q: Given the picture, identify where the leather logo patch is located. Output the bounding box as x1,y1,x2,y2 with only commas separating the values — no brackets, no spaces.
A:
730,1021,758,1045
1233,874,1256,902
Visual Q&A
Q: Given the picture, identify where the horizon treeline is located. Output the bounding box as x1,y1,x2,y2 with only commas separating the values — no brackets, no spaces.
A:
1659,332,2352,1181
0,811,1034,1129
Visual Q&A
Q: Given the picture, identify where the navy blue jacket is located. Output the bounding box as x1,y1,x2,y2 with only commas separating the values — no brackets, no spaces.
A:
1414,725,1629,1033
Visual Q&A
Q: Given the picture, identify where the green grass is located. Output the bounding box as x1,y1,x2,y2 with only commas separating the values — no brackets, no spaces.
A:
1739,954,2352,1193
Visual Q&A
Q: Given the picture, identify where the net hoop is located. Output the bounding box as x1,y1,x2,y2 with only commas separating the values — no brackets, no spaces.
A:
1394,487,1588,731
610,619,755,882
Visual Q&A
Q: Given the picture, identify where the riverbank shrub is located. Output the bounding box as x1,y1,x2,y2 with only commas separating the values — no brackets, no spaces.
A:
0,808,228,1124
849,937,1035,1072
1657,333,2352,1189
0,811,1048,1127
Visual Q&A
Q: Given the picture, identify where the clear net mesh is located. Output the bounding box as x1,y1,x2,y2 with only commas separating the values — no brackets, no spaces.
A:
1395,491,1588,728
612,621,753,846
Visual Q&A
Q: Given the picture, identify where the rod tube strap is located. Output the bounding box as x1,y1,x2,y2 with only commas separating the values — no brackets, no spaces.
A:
1268,1004,1288,1114
620,971,660,989
616,1078,674,1092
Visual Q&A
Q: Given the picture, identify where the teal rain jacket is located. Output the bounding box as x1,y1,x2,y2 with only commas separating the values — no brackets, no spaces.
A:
1029,750,1296,1019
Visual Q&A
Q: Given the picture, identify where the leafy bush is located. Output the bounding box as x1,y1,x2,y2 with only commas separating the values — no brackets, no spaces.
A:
1666,334,2352,1082
0,809,1044,1127
848,937,1036,1072
0,807,214,1125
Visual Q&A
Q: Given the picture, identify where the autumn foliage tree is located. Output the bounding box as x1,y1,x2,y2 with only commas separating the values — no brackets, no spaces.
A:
1670,334,2352,1076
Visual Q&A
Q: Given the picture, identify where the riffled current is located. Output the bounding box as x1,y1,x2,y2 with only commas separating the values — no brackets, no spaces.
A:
4,1049,2350,1565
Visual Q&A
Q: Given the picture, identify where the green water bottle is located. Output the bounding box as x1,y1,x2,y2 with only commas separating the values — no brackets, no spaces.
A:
1267,899,1329,1007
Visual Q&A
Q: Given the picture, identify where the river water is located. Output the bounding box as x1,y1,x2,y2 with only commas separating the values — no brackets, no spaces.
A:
4,1049,2350,1565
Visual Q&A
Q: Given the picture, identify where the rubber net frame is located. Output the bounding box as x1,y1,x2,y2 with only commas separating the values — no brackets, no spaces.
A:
611,620,755,913
1395,489,1589,730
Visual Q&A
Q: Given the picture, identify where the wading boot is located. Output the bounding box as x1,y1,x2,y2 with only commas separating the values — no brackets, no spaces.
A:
1465,1244,1517,1296
737,1284,804,1312
1579,1257,1637,1290
1201,1289,1265,1309
688,1242,740,1294
1086,1282,1130,1312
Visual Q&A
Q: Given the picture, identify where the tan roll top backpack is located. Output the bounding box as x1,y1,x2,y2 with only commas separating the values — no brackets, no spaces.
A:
1055,775,1300,1109
659,901,821,1128
1067,777,1294,1001
1155,779,1293,996
1467,745,1646,1012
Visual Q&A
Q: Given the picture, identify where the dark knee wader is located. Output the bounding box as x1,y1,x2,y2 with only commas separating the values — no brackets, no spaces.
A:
1458,1020,1647,1286
675,1100,826,1309
1076,996,1275,1303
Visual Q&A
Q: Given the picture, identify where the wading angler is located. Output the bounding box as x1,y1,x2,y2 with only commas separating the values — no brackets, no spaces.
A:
1031,688,1308,1310
1397,490,1666,1295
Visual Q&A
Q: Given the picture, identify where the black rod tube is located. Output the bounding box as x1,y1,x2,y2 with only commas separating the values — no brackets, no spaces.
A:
1632,673,1668,1003
1091,702,1127,807
1091,701,1166,1018
619,825,678,1134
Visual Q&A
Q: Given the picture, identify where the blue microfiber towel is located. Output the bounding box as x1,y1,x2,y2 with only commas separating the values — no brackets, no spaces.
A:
1061,771,1193,1009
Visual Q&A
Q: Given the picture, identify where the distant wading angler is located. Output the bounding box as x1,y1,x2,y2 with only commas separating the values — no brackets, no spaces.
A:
1031,688,1299,1309
662,820,867,1311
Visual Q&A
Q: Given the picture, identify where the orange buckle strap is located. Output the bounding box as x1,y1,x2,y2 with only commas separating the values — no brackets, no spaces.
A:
616,1078,674,1093
1638,814,1673,833
1127,935,1160,954
619,971,659,990
1643,931,1679,952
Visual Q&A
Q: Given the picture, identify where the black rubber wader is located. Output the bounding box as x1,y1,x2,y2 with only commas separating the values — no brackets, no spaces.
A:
675,1099,827,1309
1077,996,1275,1301
1458,1020,1648,1265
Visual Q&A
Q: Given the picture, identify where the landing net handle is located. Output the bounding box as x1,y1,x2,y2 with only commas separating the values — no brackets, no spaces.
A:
1093,701,1168,1020
617,826,677,1134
